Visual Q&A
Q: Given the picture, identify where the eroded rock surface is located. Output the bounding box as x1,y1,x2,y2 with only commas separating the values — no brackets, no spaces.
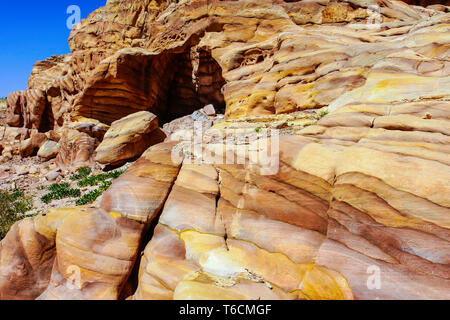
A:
0,0,449,300
95,111,166,166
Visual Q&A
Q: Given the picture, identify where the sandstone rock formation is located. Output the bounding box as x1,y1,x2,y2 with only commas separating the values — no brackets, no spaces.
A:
0,0,449,300
95,111,166,166
6,89,47,130
55,128,97,169
20,132,48,157
37,140,60,161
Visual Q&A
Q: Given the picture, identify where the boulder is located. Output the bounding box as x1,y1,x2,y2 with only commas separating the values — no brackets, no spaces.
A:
56,128,97,169
1,146,13,160
95,111,166,166
45,168,61,182
37,140,59,161
67,117,110,140
20,132,47,157
202,104,216,117
45,130,61,142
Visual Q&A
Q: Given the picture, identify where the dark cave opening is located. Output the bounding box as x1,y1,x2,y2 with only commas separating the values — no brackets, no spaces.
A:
158,48,226,124
39,99,55,133
74,47,226,127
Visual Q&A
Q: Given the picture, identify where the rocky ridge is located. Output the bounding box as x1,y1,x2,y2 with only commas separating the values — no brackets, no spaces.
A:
0,0,449,300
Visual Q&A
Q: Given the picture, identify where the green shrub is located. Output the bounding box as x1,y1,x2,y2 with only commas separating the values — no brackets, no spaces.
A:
0,189,34,239
76,189,102,206
76,180,114,206
77,170,124,188
70,167,92,181
99,180,113,192
41,183,81,204
315,110,329,120
47,182,70,192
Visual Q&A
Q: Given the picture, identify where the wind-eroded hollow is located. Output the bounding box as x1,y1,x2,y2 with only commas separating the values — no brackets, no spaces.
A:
75,47,226,126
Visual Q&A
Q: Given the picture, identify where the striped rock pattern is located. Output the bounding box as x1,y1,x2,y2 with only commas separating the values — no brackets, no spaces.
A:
65,0,450,121
94,111,166,166
0,142,182,300
3,0,449,162
0,0,449,300
130,127,450,300
6,89,47,130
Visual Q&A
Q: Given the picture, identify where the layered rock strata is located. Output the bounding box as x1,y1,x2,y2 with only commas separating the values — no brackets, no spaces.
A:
95,111,166,166
0,0,449,300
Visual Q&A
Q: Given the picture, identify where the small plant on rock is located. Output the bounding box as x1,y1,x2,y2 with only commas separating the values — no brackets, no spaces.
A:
0,189,34,239
41,183,81,204
70,167,92,181
315,110,329,120
76,189,103,206
76,178,116,206
77,169,124,188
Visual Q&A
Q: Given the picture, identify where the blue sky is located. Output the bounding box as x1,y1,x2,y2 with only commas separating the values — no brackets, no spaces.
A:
0,1,106,97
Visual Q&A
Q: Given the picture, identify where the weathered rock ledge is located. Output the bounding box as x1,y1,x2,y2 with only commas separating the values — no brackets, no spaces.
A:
0,0,449,300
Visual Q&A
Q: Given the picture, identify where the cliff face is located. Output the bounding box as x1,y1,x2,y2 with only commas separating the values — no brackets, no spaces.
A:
1,0,450,300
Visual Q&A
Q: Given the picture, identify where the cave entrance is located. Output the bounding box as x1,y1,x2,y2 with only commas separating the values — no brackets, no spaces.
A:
73,47,226,127
158,48,226,124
